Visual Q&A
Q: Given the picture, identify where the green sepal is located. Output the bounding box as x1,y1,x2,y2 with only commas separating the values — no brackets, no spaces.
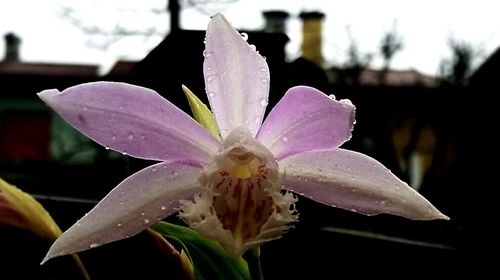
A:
182,85,222,142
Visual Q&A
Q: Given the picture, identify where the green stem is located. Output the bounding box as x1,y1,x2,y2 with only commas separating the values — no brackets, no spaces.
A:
244,246,264,280
71,254,91,280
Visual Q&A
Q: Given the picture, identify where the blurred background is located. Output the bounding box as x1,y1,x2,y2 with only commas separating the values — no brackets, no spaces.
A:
1,0,497,278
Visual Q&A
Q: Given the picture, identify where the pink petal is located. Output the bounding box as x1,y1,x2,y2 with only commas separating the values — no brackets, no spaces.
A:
42,161,203,263
204,13,270,139
38,82,220,164
257,86,355,160
279,149,448,220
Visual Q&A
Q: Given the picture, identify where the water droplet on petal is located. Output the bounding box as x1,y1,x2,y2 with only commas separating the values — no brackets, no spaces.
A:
121,152,128,156
203,50,212,57
161,205,167,210
206,65,212,71
249,44,256,52
282,136,289,143
151,167,157,172
207,75,216,82
105,146,110,150
207,91,215,97
170,171,178,178
260,98,268,107
89,243,99,249
141,212,145,216
262,56,267,61
260,78,268,84
111,134,117,141
128,132,135,140
119,201,124,206
144,218,150,224
240,32,248,41
259,67,267,72
117,223,122,227
328,94,336,100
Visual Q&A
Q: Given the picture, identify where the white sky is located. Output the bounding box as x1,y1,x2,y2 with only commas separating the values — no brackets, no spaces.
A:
0,0,499,76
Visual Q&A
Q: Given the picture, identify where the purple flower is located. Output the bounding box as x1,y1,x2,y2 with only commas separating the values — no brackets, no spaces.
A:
39,14,447,263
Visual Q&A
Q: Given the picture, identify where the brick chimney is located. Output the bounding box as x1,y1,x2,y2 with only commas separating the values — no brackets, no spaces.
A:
299,11,325,66
4,33,21,62
262,10,290,33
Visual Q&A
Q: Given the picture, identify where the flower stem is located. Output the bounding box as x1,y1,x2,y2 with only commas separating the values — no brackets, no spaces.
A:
244,246,264,280
71,254,91,280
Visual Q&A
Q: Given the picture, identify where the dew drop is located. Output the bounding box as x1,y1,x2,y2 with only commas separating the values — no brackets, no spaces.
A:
207,75,216,82
105,146,110,150
119,201,124,206
260,98,268,107
208,91,215,97
240,32,248,41
117,223,122,227
121,152,128,156
128,132,135,140
144,218,150,224
141,212,145,216
171,171,178,178
260,78,268,84
249,44,256,52
260,67,267,72
111,134,117,141
161,205,167,210
328,94,336,100
282,136,289,143
206,65,212,71
262,56,267,61
89,243,99,249
151,167,157,172
203,50,212,57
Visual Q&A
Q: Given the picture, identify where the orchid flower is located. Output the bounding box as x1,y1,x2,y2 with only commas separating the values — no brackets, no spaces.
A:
39,14,447,263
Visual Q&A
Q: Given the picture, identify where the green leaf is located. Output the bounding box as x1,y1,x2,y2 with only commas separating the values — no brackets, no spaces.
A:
182,85,221,142
151,221,250,280
0,177,62,241
0,178,91,280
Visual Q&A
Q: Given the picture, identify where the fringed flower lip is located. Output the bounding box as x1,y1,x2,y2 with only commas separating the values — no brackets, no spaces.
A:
39,13,448,264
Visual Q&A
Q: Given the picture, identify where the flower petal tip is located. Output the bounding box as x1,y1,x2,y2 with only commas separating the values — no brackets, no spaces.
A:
37,89,60,103
436,212,450,221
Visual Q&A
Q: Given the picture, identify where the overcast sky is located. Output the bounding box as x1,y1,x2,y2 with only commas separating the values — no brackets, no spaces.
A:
0,0,499,76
